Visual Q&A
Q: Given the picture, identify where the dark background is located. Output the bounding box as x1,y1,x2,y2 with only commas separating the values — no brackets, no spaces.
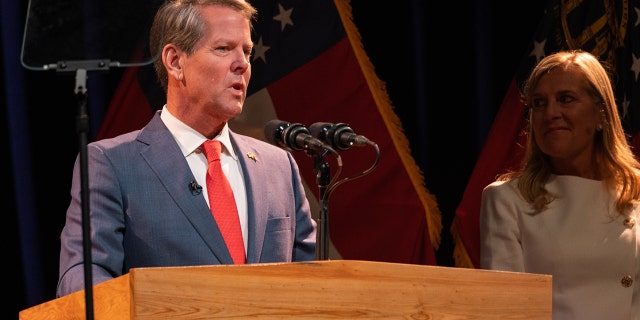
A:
351,0,546,267
3,0,547,318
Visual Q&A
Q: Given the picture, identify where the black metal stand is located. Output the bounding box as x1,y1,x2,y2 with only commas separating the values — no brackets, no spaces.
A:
313,153,331,260
74,68,94,320
307,138,380,261
57,60,113,320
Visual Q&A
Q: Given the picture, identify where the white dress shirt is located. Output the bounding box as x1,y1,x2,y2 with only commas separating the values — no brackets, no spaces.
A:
160,106,248,253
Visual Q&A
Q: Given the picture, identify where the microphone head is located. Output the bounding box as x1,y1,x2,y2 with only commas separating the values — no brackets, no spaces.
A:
308,122,333,140
263,119,311,151
309,122,355,150
282,123,310,151
263,119,291,149
331,123,356,150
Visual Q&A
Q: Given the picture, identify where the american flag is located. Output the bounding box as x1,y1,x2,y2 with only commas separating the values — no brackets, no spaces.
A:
99,0,442,265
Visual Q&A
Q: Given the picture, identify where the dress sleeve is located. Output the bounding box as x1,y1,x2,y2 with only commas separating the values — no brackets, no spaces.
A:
479,181,526,272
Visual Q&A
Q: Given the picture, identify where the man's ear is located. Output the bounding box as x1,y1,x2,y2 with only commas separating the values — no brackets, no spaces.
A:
163,44,183,81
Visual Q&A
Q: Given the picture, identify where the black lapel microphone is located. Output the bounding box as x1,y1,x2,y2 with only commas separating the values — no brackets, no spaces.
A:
189,180,202,195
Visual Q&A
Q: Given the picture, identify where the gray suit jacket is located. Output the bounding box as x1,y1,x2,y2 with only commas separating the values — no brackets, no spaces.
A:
57,111,317,297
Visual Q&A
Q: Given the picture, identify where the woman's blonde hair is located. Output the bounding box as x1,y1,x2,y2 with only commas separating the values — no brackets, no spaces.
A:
499,50,640,214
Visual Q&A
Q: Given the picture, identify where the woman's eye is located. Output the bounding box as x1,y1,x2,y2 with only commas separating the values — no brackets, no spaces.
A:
531,100,545,110
559,95,575,104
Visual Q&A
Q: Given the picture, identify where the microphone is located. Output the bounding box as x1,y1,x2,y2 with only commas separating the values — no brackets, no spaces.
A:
263,119,327,151
189,181,202,195
308,122,373,150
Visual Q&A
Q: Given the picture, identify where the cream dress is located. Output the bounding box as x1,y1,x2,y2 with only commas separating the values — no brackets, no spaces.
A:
480,175,639,320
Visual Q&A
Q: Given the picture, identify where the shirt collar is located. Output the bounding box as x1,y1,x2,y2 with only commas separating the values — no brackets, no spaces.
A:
160,105,237,159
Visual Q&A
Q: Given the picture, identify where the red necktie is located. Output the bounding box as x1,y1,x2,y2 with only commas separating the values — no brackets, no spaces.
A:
202,140,245,264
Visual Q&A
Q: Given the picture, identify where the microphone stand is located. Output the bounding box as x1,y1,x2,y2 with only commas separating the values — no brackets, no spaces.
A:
309,149,331,260
309,139,380,261
315,153,331,260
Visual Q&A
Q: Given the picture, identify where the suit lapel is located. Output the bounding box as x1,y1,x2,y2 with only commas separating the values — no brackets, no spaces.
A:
231,133,268,263
137,112,234,263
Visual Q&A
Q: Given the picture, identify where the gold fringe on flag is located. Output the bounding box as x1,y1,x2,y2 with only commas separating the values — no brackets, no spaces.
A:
334,0,442,250
450,218,475,268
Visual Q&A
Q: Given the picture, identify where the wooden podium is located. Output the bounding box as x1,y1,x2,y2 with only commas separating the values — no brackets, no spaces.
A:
19,260,552,319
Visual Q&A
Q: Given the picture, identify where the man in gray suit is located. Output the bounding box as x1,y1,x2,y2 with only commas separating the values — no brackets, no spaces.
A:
57,0,317,297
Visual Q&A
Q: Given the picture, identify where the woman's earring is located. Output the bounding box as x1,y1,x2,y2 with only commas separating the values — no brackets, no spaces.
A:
597,123,603,131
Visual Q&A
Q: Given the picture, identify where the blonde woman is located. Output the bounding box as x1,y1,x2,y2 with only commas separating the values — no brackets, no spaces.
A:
480,50,640,319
